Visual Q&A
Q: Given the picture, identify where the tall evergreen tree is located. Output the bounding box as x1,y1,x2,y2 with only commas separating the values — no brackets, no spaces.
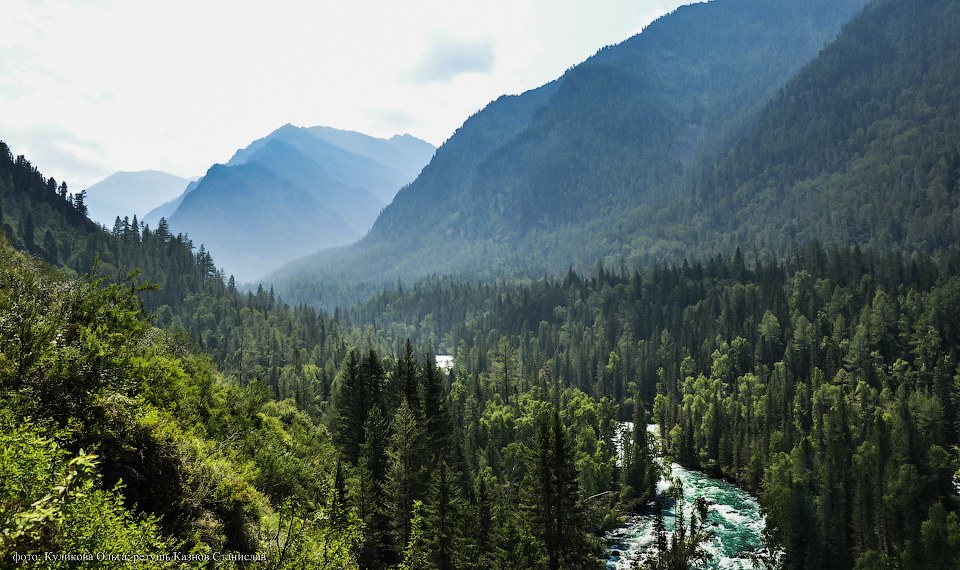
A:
424,459,462,570
22,212,34,250
362,348,387,411
332,348,368,464
423,355,453,464
530,411,592,570
360,406,393,568
550,411,588,569
396,339,420,411
387,400,427,555
623,399,657,505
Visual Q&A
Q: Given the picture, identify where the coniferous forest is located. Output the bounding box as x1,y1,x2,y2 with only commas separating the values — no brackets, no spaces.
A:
3,0,960,568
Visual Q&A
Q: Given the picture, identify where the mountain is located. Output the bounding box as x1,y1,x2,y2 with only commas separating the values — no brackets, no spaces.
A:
168,161,356,281
242,138,384,233
0,139,234,315
84,170,193,227
303,126,437,201
142,179,199,227
269,0,870,307
164,125,435,282
695,0,960,255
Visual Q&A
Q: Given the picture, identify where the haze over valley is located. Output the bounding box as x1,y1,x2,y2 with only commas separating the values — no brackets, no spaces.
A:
2,1,960,568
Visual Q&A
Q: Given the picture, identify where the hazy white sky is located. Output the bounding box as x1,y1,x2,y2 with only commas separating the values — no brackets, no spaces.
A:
1,0,688,189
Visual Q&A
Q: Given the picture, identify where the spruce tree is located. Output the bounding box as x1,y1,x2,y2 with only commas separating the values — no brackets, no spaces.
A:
22,212,34,250
396,339,420,411
476,475,492,556
387,400,427,555
360,406,393,568
624,399,656,505
424,459,462,570
332,348,368,464
532,414,555,566
530,411,592,570
423,356,453,463
551,411,587,569
362,348,387,411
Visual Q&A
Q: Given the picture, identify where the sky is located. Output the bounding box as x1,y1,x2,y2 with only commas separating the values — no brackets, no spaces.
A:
1,0,688,190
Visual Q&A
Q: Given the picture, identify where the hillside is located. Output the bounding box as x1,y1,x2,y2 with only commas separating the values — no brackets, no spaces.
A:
0,144,630,570
165,125,434,282
0,142,108,273
0,227,366,565
270,0,869,308
696,0,960,254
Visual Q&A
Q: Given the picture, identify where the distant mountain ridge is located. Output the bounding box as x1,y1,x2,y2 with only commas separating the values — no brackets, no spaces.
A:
143,179,199,227
269,0,870,307
85,170,193,227
225,124,433,203
163,125,435,282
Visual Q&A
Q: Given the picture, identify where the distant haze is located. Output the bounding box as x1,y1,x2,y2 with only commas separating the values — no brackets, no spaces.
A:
162,125,435,282
85,170,194,227
0,0,688,189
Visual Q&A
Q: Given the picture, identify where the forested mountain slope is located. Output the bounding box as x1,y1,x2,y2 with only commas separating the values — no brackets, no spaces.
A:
0,140,357,408
0,142,112,274
697,0,960,255
272,0,868,308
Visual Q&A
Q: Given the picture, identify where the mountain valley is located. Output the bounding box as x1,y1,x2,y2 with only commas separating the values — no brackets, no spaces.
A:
3,0,960,568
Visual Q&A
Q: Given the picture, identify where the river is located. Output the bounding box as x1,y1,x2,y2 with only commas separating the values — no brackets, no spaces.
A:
606,424,767,569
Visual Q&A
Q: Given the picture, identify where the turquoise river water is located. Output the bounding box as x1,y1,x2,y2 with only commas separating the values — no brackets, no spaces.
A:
606,424,767,569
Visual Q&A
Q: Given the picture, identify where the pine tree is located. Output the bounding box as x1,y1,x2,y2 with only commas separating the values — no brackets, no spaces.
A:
42,229,57,262
397,500,429,570
491,336,517,404
22,212,34,250
653,501,667,567
476,475,492,556
493,504,546,570
73,189,87,216
332,457,347,527
156,217,170,241
362,348,387,411
551,411,588,569
532,414,555,566
648,483,713,569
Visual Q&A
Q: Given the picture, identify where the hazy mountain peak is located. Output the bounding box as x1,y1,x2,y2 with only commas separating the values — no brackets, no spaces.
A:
161,124,435,282
84,169,194,227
